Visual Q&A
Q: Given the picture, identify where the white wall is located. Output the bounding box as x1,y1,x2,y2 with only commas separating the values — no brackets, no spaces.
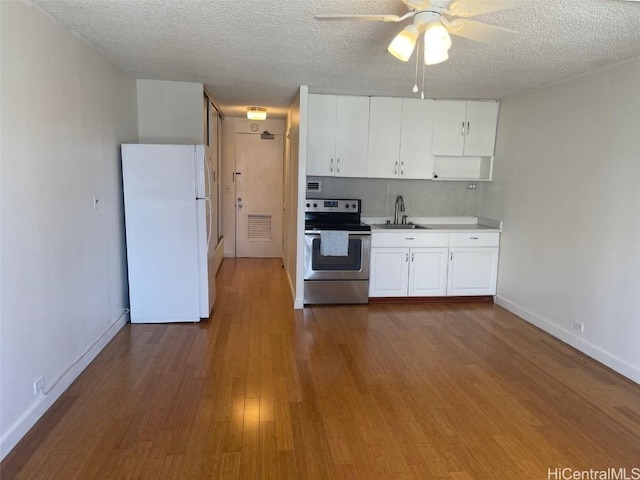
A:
289,87,308,309
480,57,640,383
284,93,299,301
0,1,138,458
137,79,204,144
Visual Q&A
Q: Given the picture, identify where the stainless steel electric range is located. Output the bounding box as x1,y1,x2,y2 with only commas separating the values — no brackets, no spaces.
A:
303,198,371,304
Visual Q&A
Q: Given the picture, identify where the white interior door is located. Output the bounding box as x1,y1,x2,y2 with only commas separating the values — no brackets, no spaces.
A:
235,132,284,258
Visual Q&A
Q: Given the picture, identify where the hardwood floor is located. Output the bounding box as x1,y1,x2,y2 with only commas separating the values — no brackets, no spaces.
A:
2,258,639,479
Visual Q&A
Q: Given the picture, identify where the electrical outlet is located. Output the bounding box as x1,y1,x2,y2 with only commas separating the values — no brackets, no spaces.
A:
573,321,584,333
33,375,45,395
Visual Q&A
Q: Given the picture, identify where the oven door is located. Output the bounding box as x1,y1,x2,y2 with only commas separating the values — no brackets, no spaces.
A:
304,232,371,281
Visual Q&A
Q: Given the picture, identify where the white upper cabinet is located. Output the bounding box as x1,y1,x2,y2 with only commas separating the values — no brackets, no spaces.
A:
399,99,435,179
368,97,402,178
307,94,336,176
432,100,499,157
464,102,500,156
335,96,370,177
432,100,468,156
367,98,435,179
308,94,498,181
307,94,369,177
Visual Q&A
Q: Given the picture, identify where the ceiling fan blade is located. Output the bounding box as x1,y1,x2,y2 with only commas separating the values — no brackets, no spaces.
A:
314,14,403,22
446,19,518,43
448,0,530,18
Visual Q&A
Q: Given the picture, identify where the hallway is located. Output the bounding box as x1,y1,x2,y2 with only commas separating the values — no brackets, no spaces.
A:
2,258,639,479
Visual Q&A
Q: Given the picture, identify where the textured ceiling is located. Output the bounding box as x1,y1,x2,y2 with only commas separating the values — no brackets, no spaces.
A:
33,0,640,118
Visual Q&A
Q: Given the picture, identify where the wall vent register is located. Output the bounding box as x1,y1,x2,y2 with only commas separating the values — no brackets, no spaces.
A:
247,214,272,240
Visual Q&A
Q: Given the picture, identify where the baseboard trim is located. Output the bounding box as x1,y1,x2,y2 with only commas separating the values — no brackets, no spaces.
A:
283,266,304,309
0,311,129,460
496,296,640,385
369,296,494,304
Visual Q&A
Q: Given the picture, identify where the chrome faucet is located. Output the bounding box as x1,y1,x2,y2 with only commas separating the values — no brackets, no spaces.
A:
393,195,405,225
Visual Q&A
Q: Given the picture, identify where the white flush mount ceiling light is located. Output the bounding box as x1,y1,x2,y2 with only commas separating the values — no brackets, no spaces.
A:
247,107,267,120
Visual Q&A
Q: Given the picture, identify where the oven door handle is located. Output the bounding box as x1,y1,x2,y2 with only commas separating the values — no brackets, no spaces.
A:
304,232,371,237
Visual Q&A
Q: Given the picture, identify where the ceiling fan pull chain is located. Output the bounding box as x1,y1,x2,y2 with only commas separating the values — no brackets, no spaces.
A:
420,60,426,100
412,37,420,93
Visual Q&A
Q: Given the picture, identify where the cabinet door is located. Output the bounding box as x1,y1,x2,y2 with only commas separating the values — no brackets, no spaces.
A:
447,247,499,296
464,101,499,156
335,96,370,177
399,99,435,179
307,94,336,176
369,248,409,297
408,247,449,296
432,100,467,156
367,97,402,178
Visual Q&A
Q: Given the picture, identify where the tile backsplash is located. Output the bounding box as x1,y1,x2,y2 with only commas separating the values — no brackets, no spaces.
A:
307,176,481,219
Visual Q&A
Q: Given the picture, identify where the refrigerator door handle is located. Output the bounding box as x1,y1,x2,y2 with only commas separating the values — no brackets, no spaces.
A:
205,197,213,248
203,152,212,198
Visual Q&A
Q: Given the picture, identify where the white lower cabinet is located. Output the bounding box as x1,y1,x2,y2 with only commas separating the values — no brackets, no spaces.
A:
369,231,500,298
447,232,500,296
369,233,450,297
447,247,499,296
408,248,449,296
369,248,410,297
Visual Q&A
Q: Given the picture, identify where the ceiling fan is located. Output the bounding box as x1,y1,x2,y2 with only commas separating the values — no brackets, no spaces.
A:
315,0,529,66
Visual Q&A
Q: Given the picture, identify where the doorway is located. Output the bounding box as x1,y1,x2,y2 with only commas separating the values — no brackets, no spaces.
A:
235,125,284,258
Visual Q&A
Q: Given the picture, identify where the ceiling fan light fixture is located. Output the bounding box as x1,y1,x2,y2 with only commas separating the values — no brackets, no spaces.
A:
247,106,267,121
424,21,452,52
388,24,419,62
424,46,449,65
423,21,451,65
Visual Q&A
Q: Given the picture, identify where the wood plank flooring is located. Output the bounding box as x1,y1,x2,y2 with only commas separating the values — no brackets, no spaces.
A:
2,258,640,479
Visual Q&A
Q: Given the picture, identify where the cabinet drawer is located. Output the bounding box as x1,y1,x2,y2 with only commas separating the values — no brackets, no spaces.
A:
371,232,449,248
449,232,499,247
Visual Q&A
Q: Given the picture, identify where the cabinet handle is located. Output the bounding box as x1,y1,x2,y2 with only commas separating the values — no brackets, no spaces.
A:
411,252,414,262
394,161,398,175
330,158,333,173
405,253,409,262
467,121,470,135
401,162,404,176
461,121,466,136
450,252,453,261
405,237,415,240
470,236,479,240
337,158,340,173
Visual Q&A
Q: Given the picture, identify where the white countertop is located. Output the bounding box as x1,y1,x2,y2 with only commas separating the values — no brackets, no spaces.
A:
362,216,502,233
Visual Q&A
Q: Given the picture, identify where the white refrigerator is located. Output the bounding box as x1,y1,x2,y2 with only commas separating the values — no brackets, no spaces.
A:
121,144,215,323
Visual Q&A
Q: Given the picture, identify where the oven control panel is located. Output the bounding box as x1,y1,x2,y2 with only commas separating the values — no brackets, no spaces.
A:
305,199,360,213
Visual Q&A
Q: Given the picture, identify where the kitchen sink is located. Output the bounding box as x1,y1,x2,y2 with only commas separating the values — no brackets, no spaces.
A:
373,224,431,230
